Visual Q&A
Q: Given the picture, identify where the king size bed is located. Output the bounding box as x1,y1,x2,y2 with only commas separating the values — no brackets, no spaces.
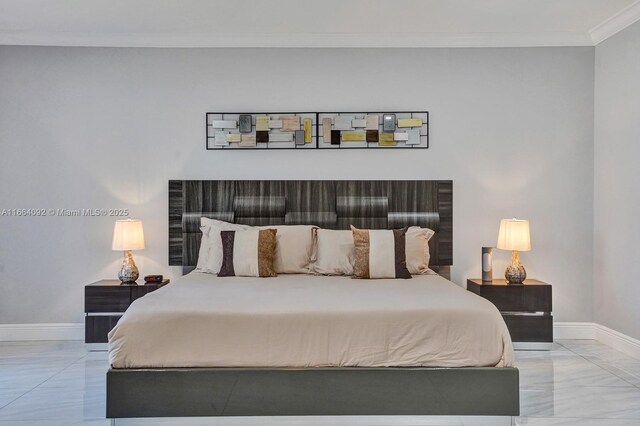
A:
106,180,519,423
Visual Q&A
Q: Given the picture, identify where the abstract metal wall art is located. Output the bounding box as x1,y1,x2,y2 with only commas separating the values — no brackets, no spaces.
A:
206,112,316,150
318,112,428,149
206,112,429,150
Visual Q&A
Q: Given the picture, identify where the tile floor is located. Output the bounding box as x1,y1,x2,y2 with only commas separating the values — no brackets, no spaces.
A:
1,340,639,425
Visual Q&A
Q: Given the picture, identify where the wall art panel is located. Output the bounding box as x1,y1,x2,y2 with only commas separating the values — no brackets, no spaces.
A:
318,112,429,149
206,112,317,150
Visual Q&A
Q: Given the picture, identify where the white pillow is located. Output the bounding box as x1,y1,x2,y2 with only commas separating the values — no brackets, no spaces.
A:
196,218,251,274
405,226,436,275
259,225,317,274
311,229,355,275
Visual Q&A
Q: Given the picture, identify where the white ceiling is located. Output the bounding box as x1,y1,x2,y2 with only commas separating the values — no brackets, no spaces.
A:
1,0,639,48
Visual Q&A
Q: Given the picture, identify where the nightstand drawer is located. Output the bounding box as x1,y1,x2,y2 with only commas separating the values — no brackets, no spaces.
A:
85,287,131,313
474,285,551,312
502,314,553,342
85,315,122,343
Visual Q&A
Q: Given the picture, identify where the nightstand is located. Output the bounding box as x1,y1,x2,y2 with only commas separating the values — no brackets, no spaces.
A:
467,278,552,350
84,279,169,348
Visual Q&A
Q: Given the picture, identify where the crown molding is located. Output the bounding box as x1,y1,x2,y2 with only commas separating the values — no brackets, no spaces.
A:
0,30,593,49
590,0,640,45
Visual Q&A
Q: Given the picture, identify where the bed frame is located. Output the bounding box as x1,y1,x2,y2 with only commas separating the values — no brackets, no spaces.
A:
106,180,519,421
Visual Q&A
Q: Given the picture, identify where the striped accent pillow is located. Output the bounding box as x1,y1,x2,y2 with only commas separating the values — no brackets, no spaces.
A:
351,226,412,279
218,229,278,277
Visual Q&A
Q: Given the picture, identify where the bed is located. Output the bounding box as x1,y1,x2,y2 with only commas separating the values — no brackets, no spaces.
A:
106,180,519,421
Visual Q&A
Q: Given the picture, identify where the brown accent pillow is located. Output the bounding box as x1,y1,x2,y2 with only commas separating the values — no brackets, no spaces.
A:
351,226,411,279
218,229,277,277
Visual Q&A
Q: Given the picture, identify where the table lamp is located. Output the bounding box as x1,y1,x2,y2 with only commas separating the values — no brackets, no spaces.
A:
112,218,145,284
496,218,531,284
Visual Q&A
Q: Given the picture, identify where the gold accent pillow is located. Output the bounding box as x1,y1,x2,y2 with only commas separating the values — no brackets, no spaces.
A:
218,229,278,277
351,226,411,279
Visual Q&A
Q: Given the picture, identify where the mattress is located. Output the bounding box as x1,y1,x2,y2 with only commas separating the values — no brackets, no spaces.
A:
108,272,514,369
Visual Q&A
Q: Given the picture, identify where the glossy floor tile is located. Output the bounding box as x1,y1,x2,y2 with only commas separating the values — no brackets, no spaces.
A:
0,340,639,425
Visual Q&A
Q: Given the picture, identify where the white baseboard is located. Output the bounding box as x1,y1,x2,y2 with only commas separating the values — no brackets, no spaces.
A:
593,323,640,361
0,323,83,341
553,321,640,360
553,322,597,340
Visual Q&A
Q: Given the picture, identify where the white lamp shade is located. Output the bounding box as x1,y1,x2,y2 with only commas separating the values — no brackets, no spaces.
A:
112,219,145,251
496,218,531,251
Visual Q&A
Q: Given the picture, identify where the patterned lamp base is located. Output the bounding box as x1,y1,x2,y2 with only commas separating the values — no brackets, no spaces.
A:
118,250,139,284
505,250,527,284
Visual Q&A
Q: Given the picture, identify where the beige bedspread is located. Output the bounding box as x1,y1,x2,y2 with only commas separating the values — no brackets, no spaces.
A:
108,272,514,368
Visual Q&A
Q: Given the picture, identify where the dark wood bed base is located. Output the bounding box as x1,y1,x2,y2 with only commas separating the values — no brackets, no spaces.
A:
107,367,519,418
106,180,520,420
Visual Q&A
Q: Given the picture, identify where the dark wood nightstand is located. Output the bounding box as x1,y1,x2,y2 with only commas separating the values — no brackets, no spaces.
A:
467,278,552,350
84,279,169,347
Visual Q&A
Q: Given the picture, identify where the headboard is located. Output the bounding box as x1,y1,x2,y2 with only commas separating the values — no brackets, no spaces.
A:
169,180,452,274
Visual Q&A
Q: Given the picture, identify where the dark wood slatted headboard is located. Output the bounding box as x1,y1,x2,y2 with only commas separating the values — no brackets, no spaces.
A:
169,180,452,273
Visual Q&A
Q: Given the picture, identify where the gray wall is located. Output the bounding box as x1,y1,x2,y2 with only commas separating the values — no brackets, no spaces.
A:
594,22,640,340
0,46,595,324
